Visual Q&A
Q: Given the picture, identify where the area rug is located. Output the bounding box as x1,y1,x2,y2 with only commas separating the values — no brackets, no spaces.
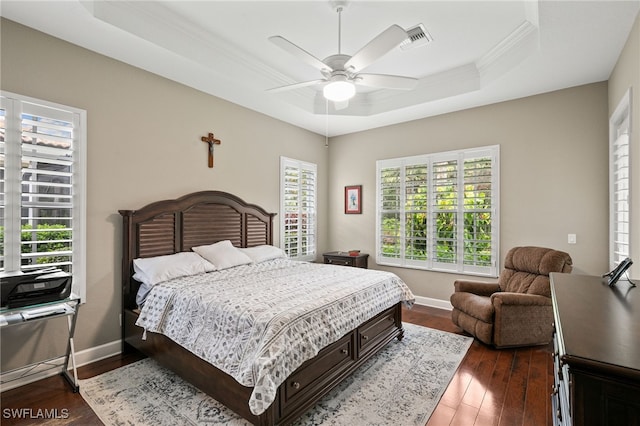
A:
80,323,472,426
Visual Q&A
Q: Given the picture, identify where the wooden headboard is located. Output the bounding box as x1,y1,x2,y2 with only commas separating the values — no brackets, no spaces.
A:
119,191,276,309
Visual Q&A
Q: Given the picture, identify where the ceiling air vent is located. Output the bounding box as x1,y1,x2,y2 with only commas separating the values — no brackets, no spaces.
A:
400,24,433,51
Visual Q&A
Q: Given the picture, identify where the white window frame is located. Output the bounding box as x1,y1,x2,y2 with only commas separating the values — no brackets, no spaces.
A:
1,91,87,302
376,145,500,277
609,88,633,269
279,156,317,261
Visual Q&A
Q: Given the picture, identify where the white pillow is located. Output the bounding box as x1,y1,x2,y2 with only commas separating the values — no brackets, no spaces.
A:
133,251,216,286
239,245,287,263
192,240,252,270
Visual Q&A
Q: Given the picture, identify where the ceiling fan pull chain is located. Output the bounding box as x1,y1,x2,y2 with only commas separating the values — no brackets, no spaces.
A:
337,6,343,54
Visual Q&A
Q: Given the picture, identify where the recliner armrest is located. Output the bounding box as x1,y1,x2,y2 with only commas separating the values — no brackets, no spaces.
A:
454,280,500,296
490,292,551,306
491,292,554,348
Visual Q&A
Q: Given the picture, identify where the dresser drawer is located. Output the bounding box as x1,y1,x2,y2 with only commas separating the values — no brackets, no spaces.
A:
552,331,572,424
552,385,566,426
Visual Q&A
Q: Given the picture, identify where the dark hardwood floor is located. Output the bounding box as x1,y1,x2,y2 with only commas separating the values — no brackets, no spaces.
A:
404,305,553,426
1,305,553,425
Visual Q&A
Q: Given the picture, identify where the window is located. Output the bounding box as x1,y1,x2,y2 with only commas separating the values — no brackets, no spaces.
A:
376,145,500,276
609,89,632,268
1,92,86,301
280,156,317,261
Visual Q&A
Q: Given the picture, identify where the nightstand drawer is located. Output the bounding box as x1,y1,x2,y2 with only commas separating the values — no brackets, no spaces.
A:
323,252,369,269
325,255,355,267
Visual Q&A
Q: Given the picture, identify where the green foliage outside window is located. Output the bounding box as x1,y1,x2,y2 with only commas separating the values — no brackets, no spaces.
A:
380,159,493,267
0,223,71,266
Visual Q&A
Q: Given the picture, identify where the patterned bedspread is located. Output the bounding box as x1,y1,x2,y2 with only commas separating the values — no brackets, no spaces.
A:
136,259,415,415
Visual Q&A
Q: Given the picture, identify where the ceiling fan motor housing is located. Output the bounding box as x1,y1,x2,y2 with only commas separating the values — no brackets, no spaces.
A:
322,54,353,77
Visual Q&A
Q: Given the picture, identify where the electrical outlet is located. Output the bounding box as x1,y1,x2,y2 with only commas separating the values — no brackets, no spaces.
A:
568,234,577,244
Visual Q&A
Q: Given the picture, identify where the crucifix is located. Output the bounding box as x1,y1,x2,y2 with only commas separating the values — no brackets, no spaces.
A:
200,132,221,168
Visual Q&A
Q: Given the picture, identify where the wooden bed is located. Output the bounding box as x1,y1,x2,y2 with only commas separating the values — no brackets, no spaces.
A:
119,190,405,426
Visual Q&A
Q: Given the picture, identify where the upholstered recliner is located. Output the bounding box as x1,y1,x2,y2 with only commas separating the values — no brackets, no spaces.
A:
450,246,572,348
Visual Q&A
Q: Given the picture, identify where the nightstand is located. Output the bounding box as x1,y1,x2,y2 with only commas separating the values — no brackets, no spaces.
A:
323,251,369,269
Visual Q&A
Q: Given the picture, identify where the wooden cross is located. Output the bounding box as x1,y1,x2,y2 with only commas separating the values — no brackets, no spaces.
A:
200,132,221,168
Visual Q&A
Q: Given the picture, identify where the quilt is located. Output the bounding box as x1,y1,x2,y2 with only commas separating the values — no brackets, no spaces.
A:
135,259,415,415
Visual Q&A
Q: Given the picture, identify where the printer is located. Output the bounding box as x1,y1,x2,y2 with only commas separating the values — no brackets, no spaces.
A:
0,268,72,309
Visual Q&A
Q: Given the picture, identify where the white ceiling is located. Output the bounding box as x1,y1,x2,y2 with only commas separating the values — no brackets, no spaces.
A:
1,1,639,136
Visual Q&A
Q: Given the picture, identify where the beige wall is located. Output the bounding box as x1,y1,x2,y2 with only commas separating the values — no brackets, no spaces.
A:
328,82,610,302
609,11,640,278
0,19,328,370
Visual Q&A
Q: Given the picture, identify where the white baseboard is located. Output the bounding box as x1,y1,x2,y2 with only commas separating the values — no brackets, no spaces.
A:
413,295,453,311
0,339,121,392
74,339,122,367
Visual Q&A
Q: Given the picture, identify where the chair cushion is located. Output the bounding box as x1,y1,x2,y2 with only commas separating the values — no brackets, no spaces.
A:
450,292,494,323
499,246,572,296
451,308,493,345
504,246,572,274
499,270,551,297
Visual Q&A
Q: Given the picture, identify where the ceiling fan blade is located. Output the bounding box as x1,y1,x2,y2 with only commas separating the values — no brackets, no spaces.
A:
356,73,418,90
344,25,409,73
269,36,331,73
267,79,326,93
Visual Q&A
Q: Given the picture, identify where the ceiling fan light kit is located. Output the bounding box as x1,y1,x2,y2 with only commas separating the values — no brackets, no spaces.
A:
323,79,356,102
267,1,419,104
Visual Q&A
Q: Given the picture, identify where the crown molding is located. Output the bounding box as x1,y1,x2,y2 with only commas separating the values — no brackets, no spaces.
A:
80,0,289,89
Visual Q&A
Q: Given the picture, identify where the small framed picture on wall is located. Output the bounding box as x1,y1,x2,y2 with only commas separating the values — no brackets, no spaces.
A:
345,185,362,214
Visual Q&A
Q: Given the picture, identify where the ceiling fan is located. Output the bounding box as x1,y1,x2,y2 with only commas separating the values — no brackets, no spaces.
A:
267,2,418,103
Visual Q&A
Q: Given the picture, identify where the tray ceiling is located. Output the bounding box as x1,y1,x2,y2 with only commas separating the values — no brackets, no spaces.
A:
1,1,638,136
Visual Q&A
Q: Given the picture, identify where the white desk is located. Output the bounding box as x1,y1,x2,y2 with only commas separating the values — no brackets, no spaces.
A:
0,295,81,392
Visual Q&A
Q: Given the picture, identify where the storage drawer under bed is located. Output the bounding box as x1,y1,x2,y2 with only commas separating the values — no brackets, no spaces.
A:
358,306,398,356
282,332,355,406
277,304,402,420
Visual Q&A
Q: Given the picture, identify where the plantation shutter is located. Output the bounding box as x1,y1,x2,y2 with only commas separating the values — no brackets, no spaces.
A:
612,119,630,264
280,157,317,261
19,102,76,271
379,165,402,264
609,89,632,270
0,101,8,271
461,150,497,274
405,163,428,264
430,156,458,269
376,145,499,277
0,92,86,301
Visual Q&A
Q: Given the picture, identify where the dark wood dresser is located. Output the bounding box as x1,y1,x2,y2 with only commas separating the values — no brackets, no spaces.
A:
550,273,640,426
322,251,369,269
